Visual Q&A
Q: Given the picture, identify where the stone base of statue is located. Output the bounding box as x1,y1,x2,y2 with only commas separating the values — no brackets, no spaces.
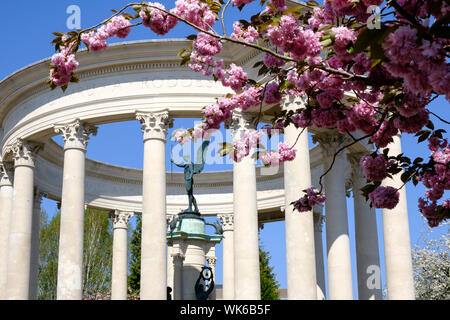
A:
167,210,223,300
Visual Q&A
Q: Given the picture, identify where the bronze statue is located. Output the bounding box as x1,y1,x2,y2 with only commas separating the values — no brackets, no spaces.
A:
195,266,215,300
171,140,210,214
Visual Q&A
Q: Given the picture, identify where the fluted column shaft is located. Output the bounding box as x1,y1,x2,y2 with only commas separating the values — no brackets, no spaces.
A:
231,110,261,300
55,119,97,300
5,140,41,300
207,255,217,300
29,189,43,300
283,99,317,299
381,135,415,300
172,254,184,300
218,214,234,300
317,133,353,300
349,154,382,300
111,211,133,300
137,110,172,300
313,210,326,300
0,162,14,300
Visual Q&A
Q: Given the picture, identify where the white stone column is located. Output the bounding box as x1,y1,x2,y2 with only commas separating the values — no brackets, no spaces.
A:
316,132,353,300
136,110,173,300
313,209,326,300
55,119,97,300
111,210,133,300
348,153,382,300
29,189,43,300
171,253,184,300
283,98,317,300
230,110,261,300
5,139,41,300
207,255,217,300
218,213,234,300
0,162,14,300
381,135,415,300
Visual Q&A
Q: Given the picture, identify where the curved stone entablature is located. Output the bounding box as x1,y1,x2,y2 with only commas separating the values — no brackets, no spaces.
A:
0,39,367,221
35,139,326,221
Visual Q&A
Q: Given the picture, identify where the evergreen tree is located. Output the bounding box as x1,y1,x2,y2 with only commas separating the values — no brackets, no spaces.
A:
128,214,142,295
259,243,280,300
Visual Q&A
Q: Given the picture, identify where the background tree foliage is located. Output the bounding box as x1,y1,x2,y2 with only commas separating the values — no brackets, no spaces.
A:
38,208,113,300
412,224,450,300
128,214,142,295
38,211,60,300
259,242,280,300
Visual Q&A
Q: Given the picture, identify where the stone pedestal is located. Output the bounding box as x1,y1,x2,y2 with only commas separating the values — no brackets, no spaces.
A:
167,213,222,300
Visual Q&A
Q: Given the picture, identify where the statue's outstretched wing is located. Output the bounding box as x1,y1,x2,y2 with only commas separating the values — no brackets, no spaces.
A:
194,140,210,173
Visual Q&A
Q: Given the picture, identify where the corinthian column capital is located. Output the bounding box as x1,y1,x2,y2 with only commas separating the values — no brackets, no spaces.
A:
5,139,42,168
54,119,98,151
314,130,352,160
227,109,258,133
347,152,369,183
136,110,173,142
0,161,14,186
218,214,234,232
110,211,133,230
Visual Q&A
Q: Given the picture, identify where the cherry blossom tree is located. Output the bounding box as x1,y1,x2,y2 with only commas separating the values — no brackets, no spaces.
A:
48,0,449,227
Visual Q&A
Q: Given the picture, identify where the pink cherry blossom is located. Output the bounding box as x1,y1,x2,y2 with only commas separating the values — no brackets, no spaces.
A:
369,186,400,209
140,3,178,36
264,82,282,105
194,33,222,56
360,155,389,182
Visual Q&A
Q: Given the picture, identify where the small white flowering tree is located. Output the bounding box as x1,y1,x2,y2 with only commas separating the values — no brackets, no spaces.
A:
412,222,450,300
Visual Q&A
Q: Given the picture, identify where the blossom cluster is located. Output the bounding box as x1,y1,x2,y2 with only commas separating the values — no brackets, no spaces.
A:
260,142,296,167
140,2,177,35
417,136,450,227
81,15,132,52
47,0,449,226
368,186,400,210
50,45,79,88
292,188,326,212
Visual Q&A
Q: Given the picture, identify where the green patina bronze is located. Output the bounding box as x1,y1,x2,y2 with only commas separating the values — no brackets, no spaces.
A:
171,140,210,215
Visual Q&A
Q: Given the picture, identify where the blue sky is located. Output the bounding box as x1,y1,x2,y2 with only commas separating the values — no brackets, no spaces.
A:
0,1,448,298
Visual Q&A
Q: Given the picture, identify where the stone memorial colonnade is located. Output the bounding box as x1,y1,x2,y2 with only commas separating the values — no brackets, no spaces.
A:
0,40,415,300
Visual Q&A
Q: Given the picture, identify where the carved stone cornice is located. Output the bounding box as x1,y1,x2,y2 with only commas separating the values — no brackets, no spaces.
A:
54,119,98,151
4,139,42,168
218,214,234,231
0,161,14,187
110,210,133,230
136,109,173,142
